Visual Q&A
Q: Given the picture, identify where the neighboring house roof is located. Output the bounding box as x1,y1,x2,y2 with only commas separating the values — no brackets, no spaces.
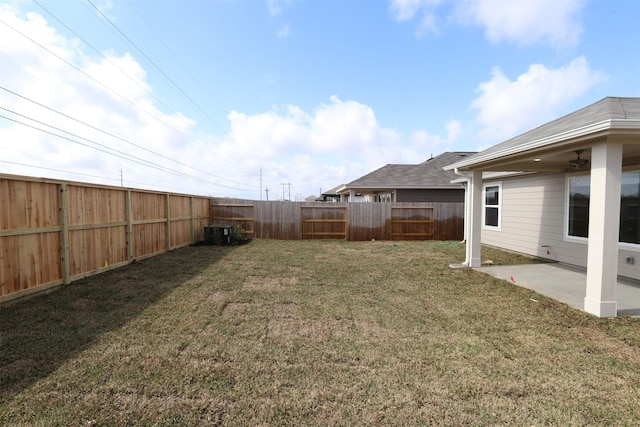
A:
445,97,640,172
340,152,477,192
322,184,344,195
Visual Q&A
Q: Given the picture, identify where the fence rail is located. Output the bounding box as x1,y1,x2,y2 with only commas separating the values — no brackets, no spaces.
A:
301,205,348,239
0,174,210,303
211,198,464,241
1,179,464,303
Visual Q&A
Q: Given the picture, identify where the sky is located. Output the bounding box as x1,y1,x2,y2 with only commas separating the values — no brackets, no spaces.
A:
1,0,639,200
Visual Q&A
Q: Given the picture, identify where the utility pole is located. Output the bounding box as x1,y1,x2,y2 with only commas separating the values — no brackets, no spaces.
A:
260,169,262,201
281,182,292,201
265,187,269,201
120,169,123,187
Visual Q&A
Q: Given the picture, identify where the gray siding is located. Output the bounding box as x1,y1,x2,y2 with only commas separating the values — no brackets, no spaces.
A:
396,188,465,203
481,173,639,281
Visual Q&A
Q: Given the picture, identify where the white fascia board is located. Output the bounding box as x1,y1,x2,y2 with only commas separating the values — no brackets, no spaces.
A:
444,119,640,171
342,185,465,191
393,185,465,189
449,171,530,184
335,185,348,194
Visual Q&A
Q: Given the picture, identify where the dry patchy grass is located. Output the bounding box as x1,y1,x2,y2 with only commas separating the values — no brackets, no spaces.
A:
1,240,639,426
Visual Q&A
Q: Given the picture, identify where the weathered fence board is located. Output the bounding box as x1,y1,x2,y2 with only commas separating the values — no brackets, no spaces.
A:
0,174,210,303
210,203,256,238
211,198,464,242
391,206,434,240
301,206,348,239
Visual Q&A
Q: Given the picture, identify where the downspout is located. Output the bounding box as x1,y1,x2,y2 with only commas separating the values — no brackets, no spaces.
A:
454,167,473,266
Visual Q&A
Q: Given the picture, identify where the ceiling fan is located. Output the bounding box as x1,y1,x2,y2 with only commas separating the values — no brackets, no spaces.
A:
569,150,589,169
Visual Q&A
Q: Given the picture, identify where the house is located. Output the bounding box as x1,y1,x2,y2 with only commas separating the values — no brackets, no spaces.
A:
444,96,640,318
317,184,344,202
335,152,477,202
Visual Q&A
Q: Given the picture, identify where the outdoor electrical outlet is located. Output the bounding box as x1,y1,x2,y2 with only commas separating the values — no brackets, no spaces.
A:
626,256,635,265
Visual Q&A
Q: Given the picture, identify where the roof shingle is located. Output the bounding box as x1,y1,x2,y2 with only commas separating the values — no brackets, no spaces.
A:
346,152,476,188
451,97,640,167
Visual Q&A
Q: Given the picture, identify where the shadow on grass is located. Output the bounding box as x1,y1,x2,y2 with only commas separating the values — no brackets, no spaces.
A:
0,245,234,403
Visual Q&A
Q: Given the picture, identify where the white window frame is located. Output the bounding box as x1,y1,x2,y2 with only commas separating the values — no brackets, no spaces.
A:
564,170,640,252
483,181,502,231
564,172,590,244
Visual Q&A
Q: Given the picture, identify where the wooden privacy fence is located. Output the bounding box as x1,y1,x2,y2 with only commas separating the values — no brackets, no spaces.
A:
391,206,434,240
301,206,348,239
0,174,210,303
211,198,464,241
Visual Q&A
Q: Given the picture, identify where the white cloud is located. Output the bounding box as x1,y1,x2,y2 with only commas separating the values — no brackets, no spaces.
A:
0,6,219,194
389,0,444,36
471,56,608,142
276,25,291,38
390,0,585,46
389,0,443,21
456,0,585,47
223,96,460,197
0,5,458,200
390,0,426,21
268,0,292,16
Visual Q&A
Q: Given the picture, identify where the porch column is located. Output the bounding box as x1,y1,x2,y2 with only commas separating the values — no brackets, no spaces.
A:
584,142,623,318
462,181,469,243
466,170,482,267
349,189,355,202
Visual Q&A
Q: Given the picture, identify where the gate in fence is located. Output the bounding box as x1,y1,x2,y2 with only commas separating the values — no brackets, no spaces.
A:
300,206,348,240
390,206,434,240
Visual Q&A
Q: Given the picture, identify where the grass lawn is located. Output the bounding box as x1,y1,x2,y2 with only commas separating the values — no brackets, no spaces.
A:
1,240,639,426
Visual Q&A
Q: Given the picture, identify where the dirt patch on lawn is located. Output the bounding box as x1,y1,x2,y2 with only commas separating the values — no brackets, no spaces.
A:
273,302,302,318
268,317,344,340
242,276,299,292
574,326,640,365
221,302,252,324
268,303,345,340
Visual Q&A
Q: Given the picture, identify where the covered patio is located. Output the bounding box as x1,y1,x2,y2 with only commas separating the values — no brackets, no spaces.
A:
445,97,640,318
477,263,640,317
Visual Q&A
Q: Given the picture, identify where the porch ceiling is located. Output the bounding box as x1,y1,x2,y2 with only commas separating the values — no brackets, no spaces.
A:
464,142,640,173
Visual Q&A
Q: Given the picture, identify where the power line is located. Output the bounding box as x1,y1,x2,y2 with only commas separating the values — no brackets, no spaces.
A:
281,182,292,201
0,17,193,143
0,113,254,191
32,0,196,133
1,11,250,186
86,0,231,137
0,160,121,183
124,0,230,131
1,5,256,195
1,112,204,183
1,86,249,187
0,160,218,195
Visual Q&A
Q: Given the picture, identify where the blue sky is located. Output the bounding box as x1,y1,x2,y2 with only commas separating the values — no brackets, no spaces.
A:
1,0,639,199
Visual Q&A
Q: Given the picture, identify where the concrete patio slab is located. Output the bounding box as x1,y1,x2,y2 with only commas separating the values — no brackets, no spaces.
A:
476,263,640,317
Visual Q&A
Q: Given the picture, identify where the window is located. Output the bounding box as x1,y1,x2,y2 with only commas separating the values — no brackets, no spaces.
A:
484,183,501,228
568,176,590,238
378,193,392,203
567,172,640,244
621,172,640,244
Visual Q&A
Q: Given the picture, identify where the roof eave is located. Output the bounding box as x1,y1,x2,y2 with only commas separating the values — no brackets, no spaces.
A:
444,119,640,171
339,184,464,192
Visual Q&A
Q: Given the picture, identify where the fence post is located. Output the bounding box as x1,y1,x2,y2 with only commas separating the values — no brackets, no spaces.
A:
58,183,70,285
190,196,195,244
126,189,133,262
165,193,171,250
